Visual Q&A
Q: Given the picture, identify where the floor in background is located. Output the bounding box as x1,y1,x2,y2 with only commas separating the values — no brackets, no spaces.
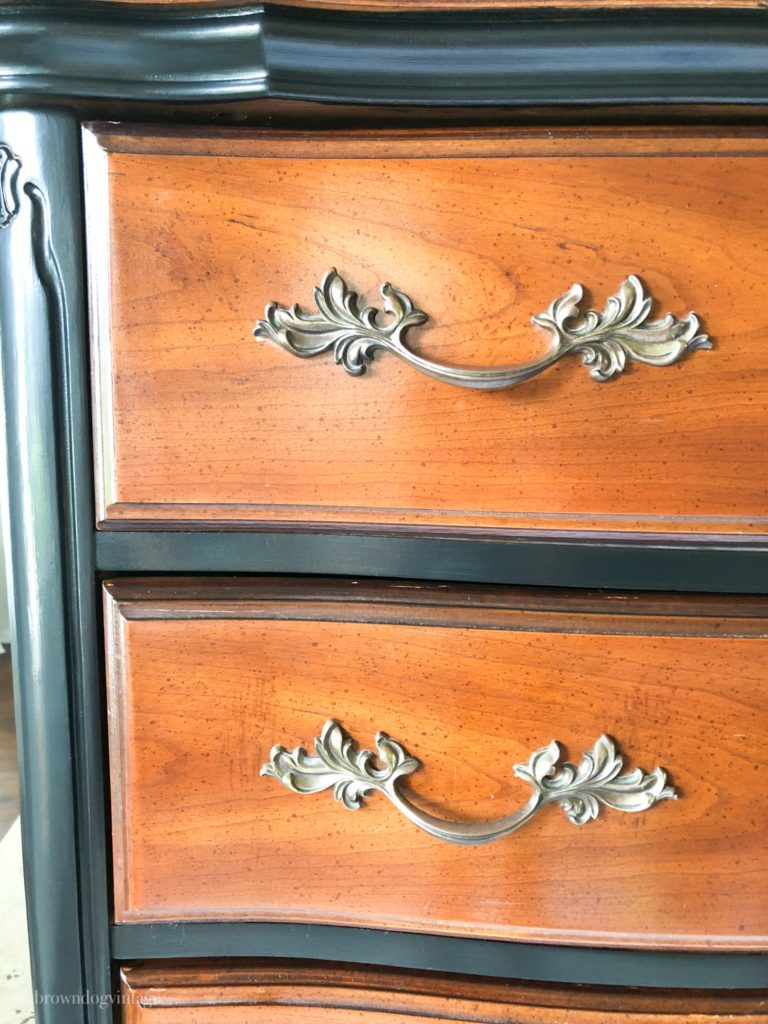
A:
0,650,32,1022
0,818,33,1024
0,651,18,837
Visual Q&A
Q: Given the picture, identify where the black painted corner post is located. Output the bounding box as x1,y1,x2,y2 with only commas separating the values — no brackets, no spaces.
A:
0,110,109,1024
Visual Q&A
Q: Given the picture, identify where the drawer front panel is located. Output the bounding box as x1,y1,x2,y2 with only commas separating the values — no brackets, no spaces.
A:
105,580,768,948
85,127,768,537
119,962,768,1024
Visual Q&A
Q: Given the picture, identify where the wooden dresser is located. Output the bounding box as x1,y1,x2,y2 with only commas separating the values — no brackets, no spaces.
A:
1,3,767,1022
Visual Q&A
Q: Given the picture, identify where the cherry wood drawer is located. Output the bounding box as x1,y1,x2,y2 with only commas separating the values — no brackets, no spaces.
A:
105,579,768,948
85,126,768,538
119,962,768,1024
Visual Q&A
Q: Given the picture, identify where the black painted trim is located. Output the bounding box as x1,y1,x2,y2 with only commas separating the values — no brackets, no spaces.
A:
0,111,86,1024
0,4,767,109
0,111,111,1023
263,6,768,107
111,923,768,990
95,531,768,593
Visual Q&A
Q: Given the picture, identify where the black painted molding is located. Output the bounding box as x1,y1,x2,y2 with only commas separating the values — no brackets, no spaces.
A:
95,531,768,593
0,4,767,109
0,111,111,1024
111,923,768,990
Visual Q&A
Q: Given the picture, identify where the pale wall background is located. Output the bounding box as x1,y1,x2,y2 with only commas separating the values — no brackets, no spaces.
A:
0,539,10,647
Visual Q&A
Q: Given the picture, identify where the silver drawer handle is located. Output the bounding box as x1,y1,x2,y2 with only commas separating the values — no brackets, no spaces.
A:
254,269,711,390
261,720,676,846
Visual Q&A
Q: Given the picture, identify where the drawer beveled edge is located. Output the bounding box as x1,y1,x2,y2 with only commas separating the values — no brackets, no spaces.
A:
117,958,768,1019
102,576,768,637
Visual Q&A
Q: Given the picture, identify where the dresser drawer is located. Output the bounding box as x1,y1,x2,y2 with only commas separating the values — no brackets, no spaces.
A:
85,126,768,538
104,579,768,948
119,962,768,1024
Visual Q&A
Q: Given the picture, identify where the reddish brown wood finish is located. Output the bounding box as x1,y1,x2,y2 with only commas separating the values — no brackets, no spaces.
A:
119,961,768,1024
105,578,768,948
85,127,768,537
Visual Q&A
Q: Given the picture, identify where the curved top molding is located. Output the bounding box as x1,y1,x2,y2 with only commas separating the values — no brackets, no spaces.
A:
0,4,766,108
62,0,768,7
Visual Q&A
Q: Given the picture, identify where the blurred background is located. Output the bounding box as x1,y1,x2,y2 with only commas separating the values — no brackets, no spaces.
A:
0,537,33,1024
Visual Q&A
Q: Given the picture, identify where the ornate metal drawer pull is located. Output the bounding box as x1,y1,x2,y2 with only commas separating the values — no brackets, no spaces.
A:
261,720,676,846
254,269,710,389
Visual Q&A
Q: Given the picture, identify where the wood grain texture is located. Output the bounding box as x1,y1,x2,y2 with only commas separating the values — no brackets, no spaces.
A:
84,127,768,537
120,961,768,1024
105,578,768,949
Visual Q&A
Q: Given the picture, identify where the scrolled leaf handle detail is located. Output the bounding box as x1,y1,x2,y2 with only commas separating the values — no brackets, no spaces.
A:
260,720,677,845
253,269,711,390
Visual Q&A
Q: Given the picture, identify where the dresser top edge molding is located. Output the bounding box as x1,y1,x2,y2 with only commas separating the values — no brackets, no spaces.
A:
0,3,767,111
